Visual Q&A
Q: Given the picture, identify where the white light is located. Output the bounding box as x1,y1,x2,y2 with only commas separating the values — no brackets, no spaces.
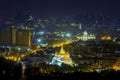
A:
79,24,82,30
66,33,71,37
37,39,42,42
75,64,78,66
61,34,64,37
83,31,88,35
27,48,30,51
40,43,47,47
18,48,21,51
39,31,44,35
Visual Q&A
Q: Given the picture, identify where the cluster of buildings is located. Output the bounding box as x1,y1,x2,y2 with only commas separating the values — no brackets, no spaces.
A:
76,31,96,41
0,14,120,72
0,27,30,47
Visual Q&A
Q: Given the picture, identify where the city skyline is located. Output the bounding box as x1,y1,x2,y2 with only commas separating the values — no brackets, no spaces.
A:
1,0,120,79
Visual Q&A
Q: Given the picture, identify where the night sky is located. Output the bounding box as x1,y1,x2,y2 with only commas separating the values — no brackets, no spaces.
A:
0,0,120,17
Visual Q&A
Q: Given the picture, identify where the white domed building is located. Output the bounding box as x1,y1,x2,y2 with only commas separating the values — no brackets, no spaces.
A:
76,31,96,41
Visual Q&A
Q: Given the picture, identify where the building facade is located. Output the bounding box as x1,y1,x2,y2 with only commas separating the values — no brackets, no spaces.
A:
0,28,31,47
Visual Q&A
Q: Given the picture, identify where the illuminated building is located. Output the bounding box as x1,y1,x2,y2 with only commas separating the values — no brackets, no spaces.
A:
113,59,120,71
0,28,31,47
101,35,112,40
76,31,96,41
16,31,31,47
50,46,74,67
0,30,12,45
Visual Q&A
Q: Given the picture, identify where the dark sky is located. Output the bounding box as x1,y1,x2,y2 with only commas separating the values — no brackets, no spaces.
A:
0,0,120,17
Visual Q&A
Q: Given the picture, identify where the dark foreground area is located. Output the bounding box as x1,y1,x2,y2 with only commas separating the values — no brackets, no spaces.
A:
23,71,120,80
1,71,120,80
0,57,120,80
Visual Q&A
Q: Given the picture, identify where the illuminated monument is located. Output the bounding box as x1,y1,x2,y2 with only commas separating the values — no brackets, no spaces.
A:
76,31,96,41
50,46,74,67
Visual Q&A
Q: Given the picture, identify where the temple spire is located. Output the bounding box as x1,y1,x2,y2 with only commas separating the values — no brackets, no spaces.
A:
50,45,74,67
59,45,66,54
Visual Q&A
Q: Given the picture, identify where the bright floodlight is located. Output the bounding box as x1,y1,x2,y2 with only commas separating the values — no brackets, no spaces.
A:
39,31,44,35
66,33,71,37
61,34,64,37
37,39,42,42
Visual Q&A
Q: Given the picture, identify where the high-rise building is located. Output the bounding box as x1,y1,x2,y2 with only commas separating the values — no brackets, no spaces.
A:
16,31,31,46
0,30,12,45
0,28,31,47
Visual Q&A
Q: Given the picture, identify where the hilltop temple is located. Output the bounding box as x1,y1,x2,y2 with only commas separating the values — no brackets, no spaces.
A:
50,46,74,67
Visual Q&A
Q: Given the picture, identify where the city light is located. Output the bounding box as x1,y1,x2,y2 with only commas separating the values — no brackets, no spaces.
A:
40,43,48,47
37,39,42,43
39,31,44,35
76,31,96,41
50,46,74,67
0,0,120,79
66,33,71,37
61,34,64,37
101,36,112,40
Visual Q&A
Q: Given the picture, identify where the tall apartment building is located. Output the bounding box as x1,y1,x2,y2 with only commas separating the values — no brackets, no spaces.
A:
0,31,12,45
0,28,31,47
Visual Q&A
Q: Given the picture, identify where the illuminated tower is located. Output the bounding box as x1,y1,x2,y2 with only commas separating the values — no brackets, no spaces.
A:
50,45,73,67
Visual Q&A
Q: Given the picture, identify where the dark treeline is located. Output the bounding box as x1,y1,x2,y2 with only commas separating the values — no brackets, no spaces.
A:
24,66,120,80
0,57,22,80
